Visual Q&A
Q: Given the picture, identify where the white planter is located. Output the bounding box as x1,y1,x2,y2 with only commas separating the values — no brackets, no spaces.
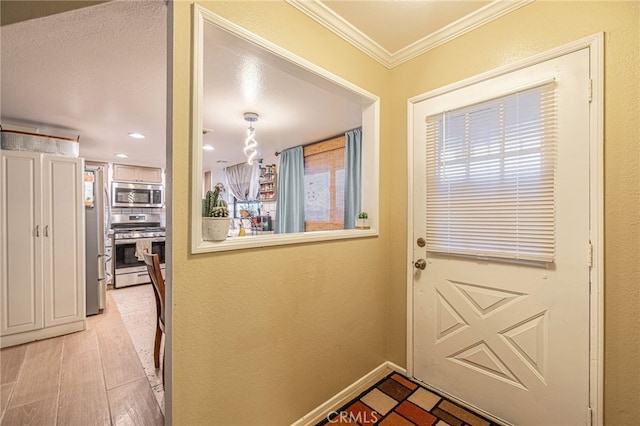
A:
202,217,231,241
355,218,370,229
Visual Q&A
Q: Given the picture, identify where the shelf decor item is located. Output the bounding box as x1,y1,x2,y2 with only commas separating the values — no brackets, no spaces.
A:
202,185,230,241
355,211,370,229
258,164,277,201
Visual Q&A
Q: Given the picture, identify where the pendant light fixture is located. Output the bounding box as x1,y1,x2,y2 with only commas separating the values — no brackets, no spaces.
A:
243,112,259,165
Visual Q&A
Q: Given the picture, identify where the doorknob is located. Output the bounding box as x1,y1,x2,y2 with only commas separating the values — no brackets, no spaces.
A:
414,259,427,270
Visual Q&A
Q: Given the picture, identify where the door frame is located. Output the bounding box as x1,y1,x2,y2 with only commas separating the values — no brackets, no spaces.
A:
406,33,604,425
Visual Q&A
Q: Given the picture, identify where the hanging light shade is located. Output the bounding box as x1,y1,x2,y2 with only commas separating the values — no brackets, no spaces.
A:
243,112,259,165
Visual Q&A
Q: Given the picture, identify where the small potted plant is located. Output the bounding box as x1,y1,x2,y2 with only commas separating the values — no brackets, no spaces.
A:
355,211,370,229
202,186,230,241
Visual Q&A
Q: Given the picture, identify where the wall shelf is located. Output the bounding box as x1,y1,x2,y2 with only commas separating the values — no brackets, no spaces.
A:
259,164,277,201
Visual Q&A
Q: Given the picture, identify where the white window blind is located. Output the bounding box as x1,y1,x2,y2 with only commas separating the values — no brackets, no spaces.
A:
425,83,557,263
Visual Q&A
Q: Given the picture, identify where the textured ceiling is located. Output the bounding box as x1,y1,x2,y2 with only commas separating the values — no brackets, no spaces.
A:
0,0,363,171
1,1,167,168
201,23,363,170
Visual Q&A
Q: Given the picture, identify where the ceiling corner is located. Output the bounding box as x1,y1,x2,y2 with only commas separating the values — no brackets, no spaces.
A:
287,0,535,69
389,0,535,67
286,0,394,69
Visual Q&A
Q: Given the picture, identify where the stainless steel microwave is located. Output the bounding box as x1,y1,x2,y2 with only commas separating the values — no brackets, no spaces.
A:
111,182,163,208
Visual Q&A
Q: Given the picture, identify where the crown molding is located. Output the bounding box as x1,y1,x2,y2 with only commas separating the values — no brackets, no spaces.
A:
286,0,393,68
286,0,534,69
390,0,534,67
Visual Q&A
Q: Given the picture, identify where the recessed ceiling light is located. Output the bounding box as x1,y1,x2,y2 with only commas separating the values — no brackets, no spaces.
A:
203,145,215,151
128,132,145,139
115,153,129,158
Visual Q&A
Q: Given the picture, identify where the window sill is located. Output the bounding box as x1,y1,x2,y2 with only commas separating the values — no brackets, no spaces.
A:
192,228,379,254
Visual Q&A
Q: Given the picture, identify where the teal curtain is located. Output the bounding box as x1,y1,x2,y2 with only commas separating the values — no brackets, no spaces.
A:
275,146,305,233
344,127,362,229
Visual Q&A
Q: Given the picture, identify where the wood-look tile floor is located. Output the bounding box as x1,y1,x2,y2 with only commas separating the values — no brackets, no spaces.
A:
0,292,164,426
110,284,165,413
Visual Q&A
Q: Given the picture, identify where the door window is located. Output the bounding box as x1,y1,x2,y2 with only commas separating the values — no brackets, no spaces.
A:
425,83,556,263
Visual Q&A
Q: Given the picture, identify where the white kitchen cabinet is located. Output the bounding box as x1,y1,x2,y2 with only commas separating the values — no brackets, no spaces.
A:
0,150,85,348
112,163,162,183
0,152,43,336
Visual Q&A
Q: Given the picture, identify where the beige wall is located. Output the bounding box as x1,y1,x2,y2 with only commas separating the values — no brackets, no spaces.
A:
171,2,392,424
388,1,640,424
172,1,639,424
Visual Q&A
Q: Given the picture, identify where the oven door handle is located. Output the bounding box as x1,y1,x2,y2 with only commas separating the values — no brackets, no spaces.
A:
114,237,165,245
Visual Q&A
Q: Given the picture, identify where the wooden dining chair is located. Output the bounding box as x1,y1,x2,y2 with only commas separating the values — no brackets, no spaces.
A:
143,251,165,387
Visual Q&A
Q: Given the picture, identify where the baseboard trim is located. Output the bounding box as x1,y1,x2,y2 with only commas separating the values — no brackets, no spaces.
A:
291,361,406,426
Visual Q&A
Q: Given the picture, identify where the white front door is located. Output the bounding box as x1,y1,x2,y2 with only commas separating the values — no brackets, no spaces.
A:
411,48,591,425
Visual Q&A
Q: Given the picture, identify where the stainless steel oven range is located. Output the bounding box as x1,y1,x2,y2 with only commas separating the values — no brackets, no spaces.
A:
112,213,165,288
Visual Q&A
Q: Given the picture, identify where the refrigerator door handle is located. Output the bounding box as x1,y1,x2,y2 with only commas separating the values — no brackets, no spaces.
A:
98,278,106,310
104,183,112,231
98,254,106,281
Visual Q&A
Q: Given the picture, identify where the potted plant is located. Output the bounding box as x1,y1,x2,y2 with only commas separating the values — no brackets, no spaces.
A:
202,186,230,241
355,211,370,229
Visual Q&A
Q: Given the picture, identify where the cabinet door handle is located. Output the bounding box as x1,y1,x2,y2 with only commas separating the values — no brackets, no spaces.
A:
35,225,39,237
44,225,49,237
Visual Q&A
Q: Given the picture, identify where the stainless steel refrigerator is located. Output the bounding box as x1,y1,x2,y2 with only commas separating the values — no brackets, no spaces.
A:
85,166,108,315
